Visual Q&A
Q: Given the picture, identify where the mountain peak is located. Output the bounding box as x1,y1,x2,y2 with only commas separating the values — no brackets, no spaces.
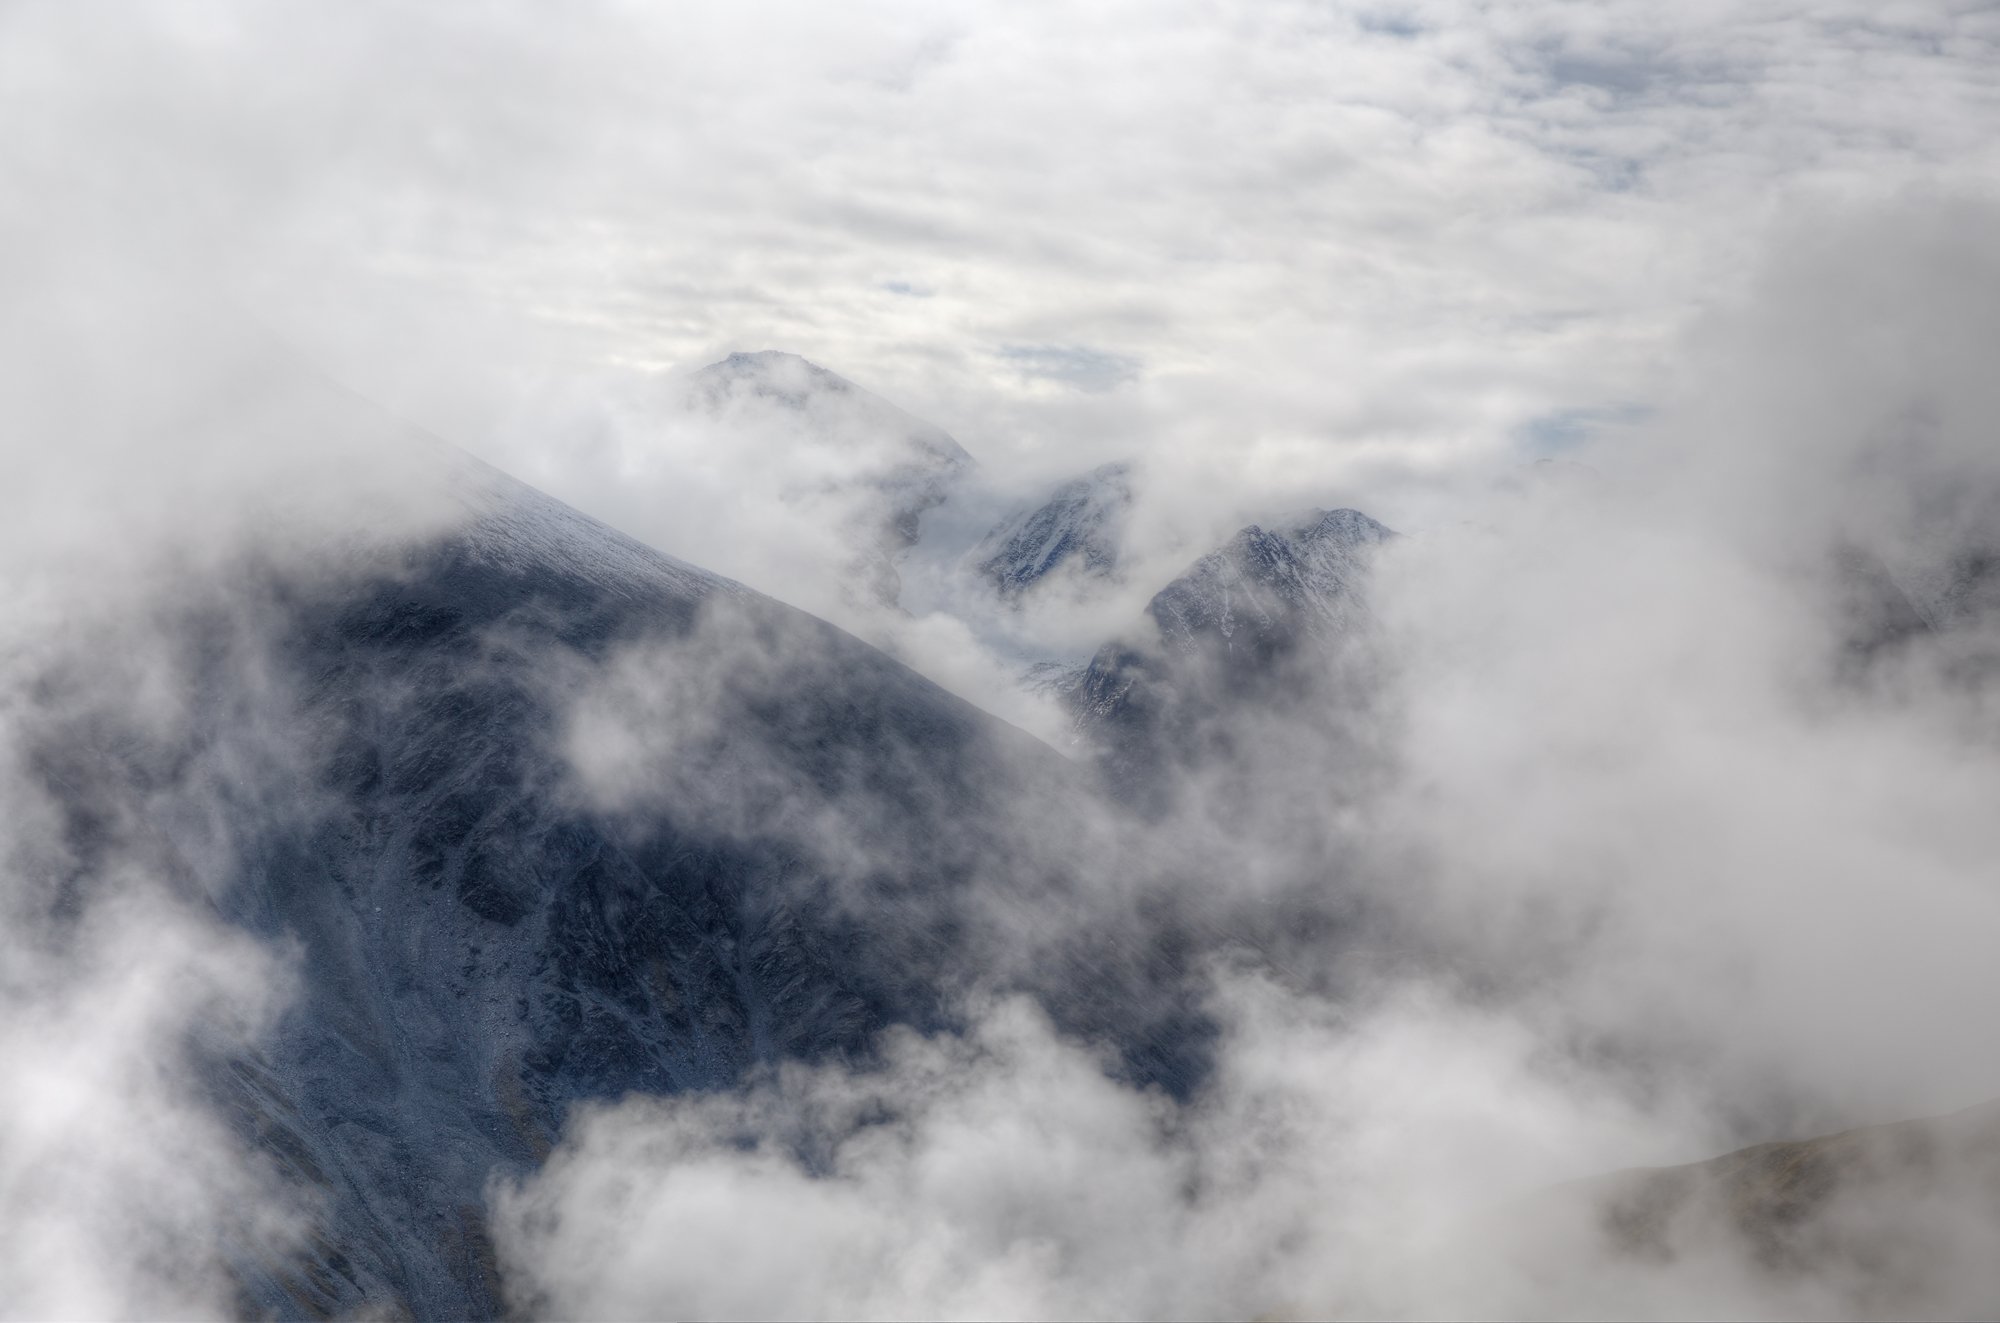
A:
670,351,977,607
689,349,859,411
1152,507,1393,654
681,350,973,467
972,461,1136,597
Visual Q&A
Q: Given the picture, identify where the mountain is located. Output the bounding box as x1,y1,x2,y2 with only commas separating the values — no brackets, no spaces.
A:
680,351,976,607
971,461,1133,598
1830,509,2000,691
34,431,1209,1317
1070,508,1394,802
1143,507,1393,660
1506,1098,2000,1315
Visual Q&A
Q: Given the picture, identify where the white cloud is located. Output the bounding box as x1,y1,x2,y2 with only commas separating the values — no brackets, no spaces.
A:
492,984,1678,1321
7,3,2000,1317
499,191,2000,1318
13,0,1995,526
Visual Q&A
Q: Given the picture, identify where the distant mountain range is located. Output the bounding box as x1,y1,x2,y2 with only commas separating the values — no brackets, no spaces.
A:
28,348,2000,1319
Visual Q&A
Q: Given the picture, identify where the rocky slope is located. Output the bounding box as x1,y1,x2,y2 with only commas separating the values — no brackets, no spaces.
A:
1142,508,1392,658
33,438,1209,1318
971,462,1133,599
1069,508,1394,802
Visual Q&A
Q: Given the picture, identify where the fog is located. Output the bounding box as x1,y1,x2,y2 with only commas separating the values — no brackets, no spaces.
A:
5,0,2000,1318
486,198,2000,1318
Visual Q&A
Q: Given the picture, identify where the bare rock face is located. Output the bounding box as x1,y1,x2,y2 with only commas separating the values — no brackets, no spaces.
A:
208,466,1033,1317
1070,508,1394,807
972,462,1133,599
1143,508,1392,660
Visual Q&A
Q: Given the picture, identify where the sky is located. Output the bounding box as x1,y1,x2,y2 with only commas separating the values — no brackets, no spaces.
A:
9,1,1999,517
6,2,2000,1318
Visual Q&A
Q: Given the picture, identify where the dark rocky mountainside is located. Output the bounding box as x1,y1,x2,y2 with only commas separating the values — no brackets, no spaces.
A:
33,447,1203,1319
1071,508,1394,806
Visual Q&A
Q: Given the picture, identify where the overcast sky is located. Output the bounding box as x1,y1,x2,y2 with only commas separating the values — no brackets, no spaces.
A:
9,0,1997,518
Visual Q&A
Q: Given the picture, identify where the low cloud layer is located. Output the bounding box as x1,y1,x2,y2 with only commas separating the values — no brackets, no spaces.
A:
0,199,502,1317
491,196,2000,1318
493,986,1670,1320
5,2,2000,1319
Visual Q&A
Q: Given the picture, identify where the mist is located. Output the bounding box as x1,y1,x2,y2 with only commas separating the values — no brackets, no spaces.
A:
483,199,2000,1319
5,1,2000,1319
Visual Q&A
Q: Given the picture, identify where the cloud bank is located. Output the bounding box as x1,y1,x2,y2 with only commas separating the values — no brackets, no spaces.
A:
4,0,2000,1318
491,196,2000,1318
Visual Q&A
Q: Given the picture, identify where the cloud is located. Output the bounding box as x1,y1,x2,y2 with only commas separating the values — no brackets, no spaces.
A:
0,893,295,1320
494,192,2000,1317
0,540,313,1317
491,983,1675,1321
0,151,500,1315
12,0,1993,534
7,1,2000,1317
13,0,1982,731
995,345,1142,393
